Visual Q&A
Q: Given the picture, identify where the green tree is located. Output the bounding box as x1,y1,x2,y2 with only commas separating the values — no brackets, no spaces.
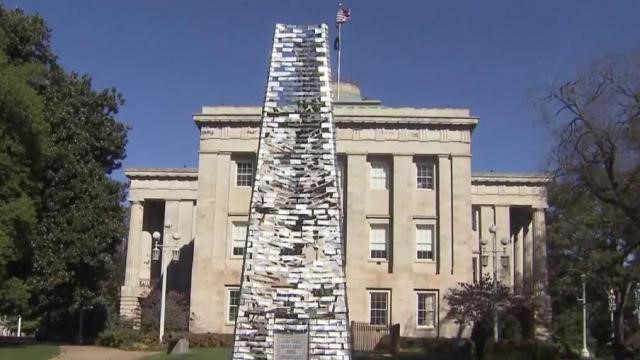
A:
445,275,532,333
0,6,50,317
31,68,128,342
546,183,639,357
445,275,532,358
0,5,128,342
542,52,640,359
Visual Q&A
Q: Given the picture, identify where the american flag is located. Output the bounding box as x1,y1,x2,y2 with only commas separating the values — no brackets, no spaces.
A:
335,6,351,25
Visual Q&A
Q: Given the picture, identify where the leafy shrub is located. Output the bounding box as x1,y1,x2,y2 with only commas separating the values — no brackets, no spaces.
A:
188,332,234,348
97,320,167,351
140,288,190,335
96,321,142,349
484,340,567,360
625,330,640,354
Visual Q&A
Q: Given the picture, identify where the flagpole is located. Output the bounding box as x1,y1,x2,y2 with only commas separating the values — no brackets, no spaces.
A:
336,22,342,100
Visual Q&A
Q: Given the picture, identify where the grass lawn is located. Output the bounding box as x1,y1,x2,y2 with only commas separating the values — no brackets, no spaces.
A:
0,344,60,360
145,347,231,359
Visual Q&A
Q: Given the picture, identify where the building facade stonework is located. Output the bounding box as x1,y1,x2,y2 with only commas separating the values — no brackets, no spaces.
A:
120,83,550,339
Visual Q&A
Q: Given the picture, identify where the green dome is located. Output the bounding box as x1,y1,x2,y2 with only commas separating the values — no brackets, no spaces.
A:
331,82,362,101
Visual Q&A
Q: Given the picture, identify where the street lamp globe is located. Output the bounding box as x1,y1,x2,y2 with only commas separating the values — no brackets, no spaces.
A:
501,255,509,269
171,233,181,261
481,255,489,267
151,232,162,261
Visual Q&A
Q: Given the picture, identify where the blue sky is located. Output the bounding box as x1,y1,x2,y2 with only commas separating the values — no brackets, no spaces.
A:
7,0,640,180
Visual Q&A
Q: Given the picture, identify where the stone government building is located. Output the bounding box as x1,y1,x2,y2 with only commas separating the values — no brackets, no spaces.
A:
119,83,550,338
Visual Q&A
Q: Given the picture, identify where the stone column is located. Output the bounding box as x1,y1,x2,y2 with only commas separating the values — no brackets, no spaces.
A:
495,205,511,285
523,215,534,294
533,209,548,294
176,200,195,291
124,200,144,287
163,200,180,274
120,200,144,323
178,200,195,246
163,200,181,291
514,225,524,290
479,205,495,280
533,208,551,340
139,231,152,287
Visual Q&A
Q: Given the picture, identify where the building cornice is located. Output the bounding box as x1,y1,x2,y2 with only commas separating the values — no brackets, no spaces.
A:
125,168,198,180
471,172,551,186
125,168,549,186
193,105,478,128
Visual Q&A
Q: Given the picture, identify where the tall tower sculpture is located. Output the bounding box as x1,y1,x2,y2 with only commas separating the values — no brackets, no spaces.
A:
231,24,351,360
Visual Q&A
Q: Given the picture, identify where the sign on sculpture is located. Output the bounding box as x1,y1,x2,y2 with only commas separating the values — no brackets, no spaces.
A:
274,333,309,360
231,24,351,360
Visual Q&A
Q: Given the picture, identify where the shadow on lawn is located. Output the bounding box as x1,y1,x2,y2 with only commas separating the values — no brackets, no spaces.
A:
0,336,38,346
354,352,453,360
0,335,62,347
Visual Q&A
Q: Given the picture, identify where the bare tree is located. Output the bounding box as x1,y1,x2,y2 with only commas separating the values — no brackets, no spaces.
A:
545,52,640,228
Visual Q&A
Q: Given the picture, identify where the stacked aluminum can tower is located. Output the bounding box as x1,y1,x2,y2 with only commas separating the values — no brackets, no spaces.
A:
231,24,350,360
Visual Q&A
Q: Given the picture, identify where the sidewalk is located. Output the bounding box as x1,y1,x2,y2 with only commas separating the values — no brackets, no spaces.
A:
52,345,159,360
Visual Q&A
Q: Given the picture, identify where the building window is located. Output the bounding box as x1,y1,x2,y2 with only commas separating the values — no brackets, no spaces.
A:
336,157,346,208
416,162,434,189
369,224,388,260
416,292,437,328
472,206,480,231
472,257,478,284
416,224,434,260
336,158,345,186
236,162,253,187
232,222,248,256
227,288,240,323
368,290,390,325
370,161,388,190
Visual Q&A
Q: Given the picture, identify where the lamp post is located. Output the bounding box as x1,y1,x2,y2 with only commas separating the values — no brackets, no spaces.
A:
578,274,591,359
489,224,499,343
607,288,616,342
151,230,181,343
